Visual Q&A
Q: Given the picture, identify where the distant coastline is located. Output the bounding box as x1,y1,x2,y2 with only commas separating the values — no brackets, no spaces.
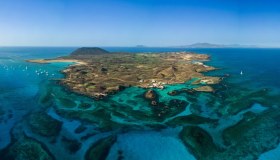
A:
3,43,280,48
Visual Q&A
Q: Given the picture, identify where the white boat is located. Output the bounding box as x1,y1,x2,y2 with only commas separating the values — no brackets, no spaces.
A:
240,70,243,75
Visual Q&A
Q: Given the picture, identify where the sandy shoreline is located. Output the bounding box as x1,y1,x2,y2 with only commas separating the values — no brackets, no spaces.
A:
26,59,87,66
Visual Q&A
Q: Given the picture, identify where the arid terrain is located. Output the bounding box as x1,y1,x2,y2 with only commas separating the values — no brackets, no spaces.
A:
28,47,220,99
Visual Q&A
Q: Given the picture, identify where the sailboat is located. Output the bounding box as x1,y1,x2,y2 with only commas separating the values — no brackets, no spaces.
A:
240,70,243,75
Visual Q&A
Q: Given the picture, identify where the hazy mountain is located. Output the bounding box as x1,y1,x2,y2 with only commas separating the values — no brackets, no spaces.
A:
177,43,258,48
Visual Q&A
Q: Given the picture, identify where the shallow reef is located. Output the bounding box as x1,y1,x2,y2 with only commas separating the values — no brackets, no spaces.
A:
27,111,62,137
1,135,54,160
2,48,280,160
85,136,117,160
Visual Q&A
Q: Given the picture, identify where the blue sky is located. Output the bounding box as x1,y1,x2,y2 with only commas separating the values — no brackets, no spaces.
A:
0,0,279,47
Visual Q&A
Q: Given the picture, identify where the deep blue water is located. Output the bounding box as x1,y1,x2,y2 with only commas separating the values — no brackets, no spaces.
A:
0,47,280,160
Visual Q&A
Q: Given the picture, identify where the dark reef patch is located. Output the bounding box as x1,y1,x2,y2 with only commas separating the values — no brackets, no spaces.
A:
27,111,62,137
180,126,220,160
85,135,117,160
61,136,82,153
1,136,55,160
166,115,218,126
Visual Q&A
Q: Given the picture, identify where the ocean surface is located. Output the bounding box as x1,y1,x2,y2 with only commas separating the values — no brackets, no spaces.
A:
0,47,280,160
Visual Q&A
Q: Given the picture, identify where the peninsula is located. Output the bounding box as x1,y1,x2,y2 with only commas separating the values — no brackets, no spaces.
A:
27,47,220,99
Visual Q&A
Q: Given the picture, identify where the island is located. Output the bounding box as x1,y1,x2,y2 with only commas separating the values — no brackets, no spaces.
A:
27,47,220,99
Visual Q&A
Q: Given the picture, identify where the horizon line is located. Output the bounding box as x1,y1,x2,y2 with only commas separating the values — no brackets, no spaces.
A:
1,45,280,49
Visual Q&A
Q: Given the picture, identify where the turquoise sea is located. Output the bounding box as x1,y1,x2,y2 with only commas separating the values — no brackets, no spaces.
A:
1,47,280,160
